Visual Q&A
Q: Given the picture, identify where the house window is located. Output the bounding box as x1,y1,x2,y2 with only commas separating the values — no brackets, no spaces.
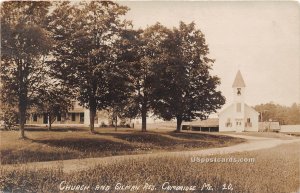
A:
71,113,76,121
80,113,84,123
237,88,241,95
57,114,61,122
247,118,251,123
33,114,37,122
236,103,241,112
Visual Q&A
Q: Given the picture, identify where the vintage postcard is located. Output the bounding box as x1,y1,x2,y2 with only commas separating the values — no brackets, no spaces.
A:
0,1,299,193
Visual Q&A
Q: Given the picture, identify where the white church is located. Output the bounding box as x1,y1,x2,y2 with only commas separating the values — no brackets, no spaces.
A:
218,70,259,132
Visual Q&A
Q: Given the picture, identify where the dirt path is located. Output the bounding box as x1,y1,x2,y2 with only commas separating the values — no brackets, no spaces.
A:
3,134,300,173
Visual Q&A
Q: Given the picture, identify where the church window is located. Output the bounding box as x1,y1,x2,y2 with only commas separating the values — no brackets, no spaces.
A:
226,118,232,127
236,103,241,112
237,88,241,95
246,118,252,127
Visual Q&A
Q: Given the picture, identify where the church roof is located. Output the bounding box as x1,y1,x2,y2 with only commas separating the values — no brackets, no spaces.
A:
232,70,246,87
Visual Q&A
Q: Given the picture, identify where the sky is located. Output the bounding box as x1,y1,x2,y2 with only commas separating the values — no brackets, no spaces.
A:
119,1,300,108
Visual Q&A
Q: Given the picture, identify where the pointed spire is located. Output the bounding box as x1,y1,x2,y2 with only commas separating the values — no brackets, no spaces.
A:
232,70,246,87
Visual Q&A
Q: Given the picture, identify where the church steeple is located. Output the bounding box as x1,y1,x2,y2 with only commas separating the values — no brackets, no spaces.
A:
232,70,246,88
232,70,246,132
232,70,246,103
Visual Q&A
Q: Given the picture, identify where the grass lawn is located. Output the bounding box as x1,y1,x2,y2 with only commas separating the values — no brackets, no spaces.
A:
1,141,299,193
0,127,244,164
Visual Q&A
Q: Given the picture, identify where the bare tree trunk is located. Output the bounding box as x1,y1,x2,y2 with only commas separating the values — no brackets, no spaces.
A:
176,115,182,132
18,98,26,139
141,102,147,132
115,115,117,131
90,108,96,133
19,109,25,139
18,60,27,139
48,113,52,131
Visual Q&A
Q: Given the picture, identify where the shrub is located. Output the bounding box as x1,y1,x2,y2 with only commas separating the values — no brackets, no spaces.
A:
2,109,18,130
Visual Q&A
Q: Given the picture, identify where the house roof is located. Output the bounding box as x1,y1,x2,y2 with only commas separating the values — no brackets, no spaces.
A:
232,70,246,87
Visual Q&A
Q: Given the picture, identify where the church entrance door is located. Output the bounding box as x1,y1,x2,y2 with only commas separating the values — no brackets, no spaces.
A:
235,119,243,132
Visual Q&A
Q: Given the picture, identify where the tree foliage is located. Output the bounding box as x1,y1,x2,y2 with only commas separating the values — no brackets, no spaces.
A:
152,22,225,131
254,102,300,125
48,1,130,133
1,1,53,138
0,105,18,130
122,24,171,132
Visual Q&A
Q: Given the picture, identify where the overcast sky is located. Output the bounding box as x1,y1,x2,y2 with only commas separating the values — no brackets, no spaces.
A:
120,1,300,108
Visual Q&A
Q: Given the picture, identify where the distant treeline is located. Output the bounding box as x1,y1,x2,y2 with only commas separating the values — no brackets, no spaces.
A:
254,103,300,125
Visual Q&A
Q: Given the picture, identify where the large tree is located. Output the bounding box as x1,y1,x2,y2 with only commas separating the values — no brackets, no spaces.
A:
152,22,225,131
126,24,171,132
105,29,136,131
0,2,53,138
48,2,129,133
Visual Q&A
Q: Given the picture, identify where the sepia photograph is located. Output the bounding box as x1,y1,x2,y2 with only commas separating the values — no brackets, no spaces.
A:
0,1,300,193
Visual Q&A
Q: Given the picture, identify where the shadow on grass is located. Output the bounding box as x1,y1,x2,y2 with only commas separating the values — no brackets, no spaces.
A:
32,138,136,153
97,132,214,149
